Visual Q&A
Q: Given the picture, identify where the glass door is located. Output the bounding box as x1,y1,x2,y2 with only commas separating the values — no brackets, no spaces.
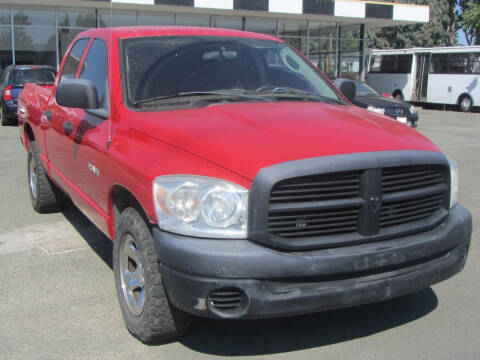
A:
414,53,431,101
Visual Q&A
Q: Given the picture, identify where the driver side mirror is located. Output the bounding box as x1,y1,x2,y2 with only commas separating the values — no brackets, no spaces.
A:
339,81,356,102
56,79,99,109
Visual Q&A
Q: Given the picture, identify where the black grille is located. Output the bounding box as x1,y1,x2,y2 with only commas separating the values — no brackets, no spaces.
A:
208,288,245,312
270,172,360,203
269,207,359,238
267,165,448,244
382,166,444,194
385,107,407,117
381,193,445,228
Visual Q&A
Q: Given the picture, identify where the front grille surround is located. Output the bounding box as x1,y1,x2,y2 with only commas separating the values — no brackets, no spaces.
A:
385,107,408,117
248,151,450,251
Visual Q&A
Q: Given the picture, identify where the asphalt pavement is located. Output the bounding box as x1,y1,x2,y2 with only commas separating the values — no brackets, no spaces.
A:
0,108,479,360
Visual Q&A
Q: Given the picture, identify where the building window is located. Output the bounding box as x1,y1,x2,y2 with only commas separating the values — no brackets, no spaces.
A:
212,16,243,30
57,9,96,28
0,26,12,70
245,17,276,35
175,13,210,27
303,0,334,15
13,8,55,26
14,26,56,67
138,12,175,26
234,0,268,11
98,10,137,27
278,19,307,37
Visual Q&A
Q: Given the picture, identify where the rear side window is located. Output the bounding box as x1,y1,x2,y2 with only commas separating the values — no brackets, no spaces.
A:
430,53,448,73
449,53,470,74
431,53,477,74
79,39,108,105
13,69,56,85
60,38,89,82
471,54,480,74
0,70,7,87
369,54,412,74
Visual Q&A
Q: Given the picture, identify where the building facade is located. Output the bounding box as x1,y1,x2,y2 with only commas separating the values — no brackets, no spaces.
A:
0,0,429,79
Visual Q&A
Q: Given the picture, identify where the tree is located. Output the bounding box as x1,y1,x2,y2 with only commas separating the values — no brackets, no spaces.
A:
459,1,480,45
367,0,457,49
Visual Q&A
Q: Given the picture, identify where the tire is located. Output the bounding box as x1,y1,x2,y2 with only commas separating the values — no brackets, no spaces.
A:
27,141,62,213
113,207,191,343
459,95,473,113
0,107,9,126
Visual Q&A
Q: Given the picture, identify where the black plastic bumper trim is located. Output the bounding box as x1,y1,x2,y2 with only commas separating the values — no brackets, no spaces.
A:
153,204,471,280
160,242,469,319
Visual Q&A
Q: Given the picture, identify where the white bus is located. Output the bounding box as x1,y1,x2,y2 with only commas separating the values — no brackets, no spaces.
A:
367,46,480,112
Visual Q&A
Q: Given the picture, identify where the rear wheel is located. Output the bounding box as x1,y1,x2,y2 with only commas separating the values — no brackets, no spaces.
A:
27,141,62,213
113,207,191,343
459,95,473,113
0,107,9,126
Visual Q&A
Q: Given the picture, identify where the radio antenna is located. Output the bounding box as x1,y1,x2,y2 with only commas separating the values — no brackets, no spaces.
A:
107,1,113,148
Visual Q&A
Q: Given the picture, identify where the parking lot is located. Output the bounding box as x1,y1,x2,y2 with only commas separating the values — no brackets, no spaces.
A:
0,108,479,360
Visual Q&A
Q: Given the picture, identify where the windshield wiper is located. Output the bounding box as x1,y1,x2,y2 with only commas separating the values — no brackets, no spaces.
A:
253,87,345,105
133,91,271,106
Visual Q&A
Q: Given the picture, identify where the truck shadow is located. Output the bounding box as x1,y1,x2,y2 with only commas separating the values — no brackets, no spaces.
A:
181,288,438,355
61,202,438,355
61,202,113,269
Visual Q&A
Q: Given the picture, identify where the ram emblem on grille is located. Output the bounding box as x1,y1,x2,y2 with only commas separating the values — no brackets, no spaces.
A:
368,195,382,212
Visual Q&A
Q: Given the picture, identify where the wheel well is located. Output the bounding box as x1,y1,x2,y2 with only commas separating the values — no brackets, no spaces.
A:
24,123,35,150
110,185,151,234
458,93,473,104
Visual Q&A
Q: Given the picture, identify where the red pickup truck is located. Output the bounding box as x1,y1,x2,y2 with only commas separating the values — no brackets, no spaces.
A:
18,27,472,344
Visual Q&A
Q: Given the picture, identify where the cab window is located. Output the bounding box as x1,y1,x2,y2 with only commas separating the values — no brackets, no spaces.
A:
78,39,108,105
60,38,89,82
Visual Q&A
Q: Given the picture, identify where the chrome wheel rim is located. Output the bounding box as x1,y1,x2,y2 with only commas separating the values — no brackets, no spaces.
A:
29,156,38,200
119,235,145,317
461,97,471,110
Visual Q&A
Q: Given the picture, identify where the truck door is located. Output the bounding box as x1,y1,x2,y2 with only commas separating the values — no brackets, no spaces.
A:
46,38,112,229
45,37,89,181
413,53,431,101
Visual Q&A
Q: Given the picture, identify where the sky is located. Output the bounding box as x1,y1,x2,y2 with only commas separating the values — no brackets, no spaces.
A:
458,30,467,45
456,4,468,46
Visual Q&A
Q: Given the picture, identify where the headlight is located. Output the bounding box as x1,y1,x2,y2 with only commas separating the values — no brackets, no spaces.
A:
448,157,458,209
153,175,248,238
367,106,385,115
409,105,417,114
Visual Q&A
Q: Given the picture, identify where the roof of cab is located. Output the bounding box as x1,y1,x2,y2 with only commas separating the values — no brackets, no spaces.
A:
77,26,282,42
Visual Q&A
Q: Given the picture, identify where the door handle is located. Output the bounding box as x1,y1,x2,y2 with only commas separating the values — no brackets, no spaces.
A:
62,121,74,136
44,110,52,121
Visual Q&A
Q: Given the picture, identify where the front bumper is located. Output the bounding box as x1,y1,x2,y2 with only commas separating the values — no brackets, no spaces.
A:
154,205,471,319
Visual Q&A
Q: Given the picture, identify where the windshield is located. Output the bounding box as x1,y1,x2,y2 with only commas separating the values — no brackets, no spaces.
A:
122,36,344,108
354,81,380,96
13,68,55,86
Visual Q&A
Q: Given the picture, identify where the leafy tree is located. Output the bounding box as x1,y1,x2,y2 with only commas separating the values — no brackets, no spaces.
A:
458,1,480,45
367,0,457,49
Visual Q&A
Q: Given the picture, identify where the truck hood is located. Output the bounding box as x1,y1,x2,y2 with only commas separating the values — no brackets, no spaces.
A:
129,102,439,181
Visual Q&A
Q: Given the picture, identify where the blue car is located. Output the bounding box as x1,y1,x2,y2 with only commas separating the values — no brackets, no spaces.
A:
0,65,56,126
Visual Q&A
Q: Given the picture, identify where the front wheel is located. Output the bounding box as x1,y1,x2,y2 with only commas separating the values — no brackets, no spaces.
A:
0,107,9,126
459,95,473,113
113,207,191,343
